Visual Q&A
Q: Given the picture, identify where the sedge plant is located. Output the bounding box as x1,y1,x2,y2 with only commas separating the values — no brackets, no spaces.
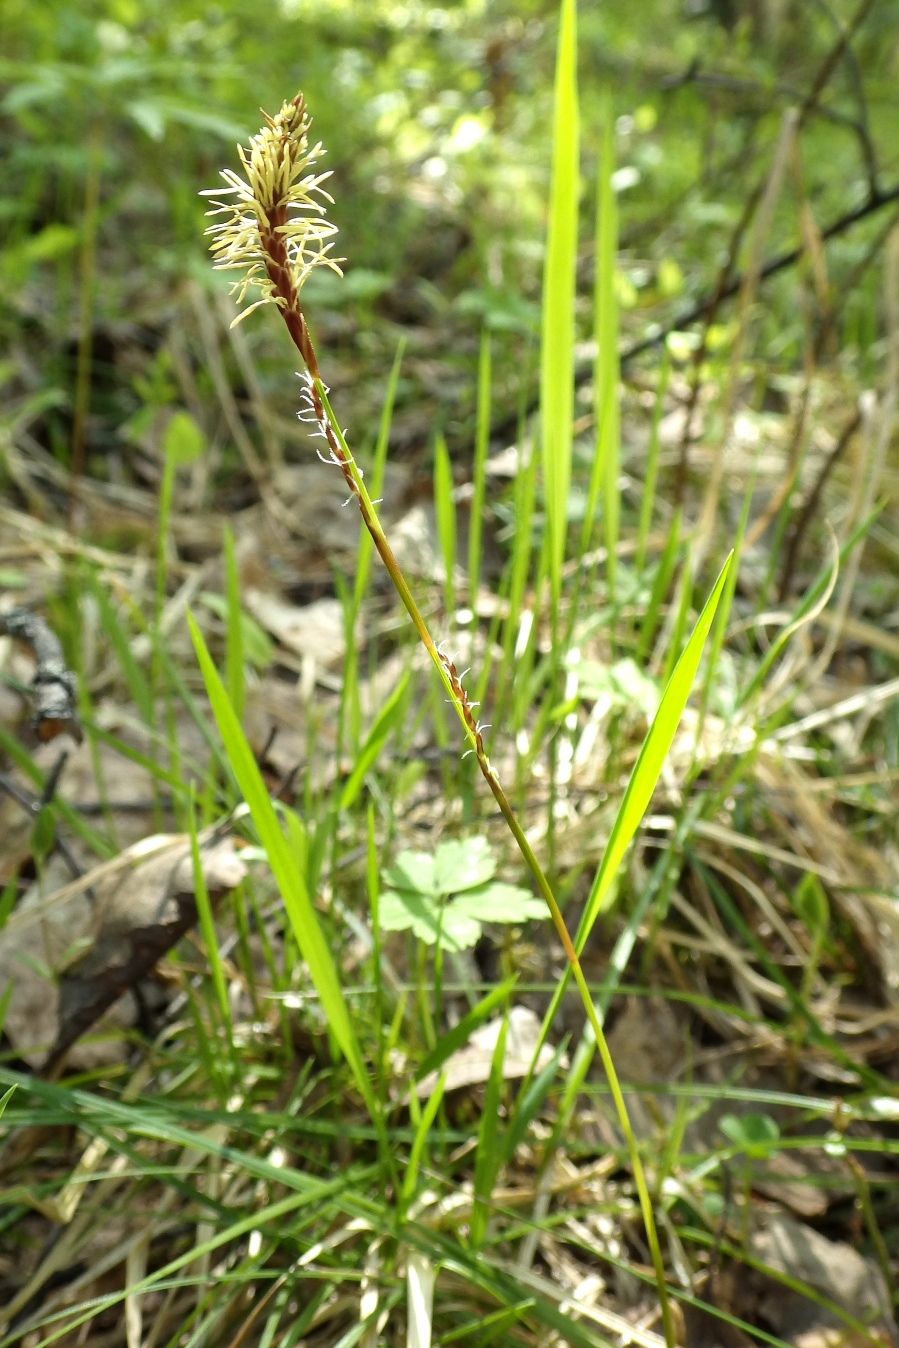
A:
194,70,733,1345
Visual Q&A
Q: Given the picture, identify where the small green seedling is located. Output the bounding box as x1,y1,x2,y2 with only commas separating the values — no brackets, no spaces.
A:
719,1111,780,1160
379,837,547,952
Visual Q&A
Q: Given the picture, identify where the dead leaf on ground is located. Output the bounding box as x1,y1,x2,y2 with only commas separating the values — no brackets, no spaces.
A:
0,833,246,1073
243,590,351,668
415,1005,563,1099
747,1212,896,1345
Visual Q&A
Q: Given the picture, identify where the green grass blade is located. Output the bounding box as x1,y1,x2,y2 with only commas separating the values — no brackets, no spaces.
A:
187,611,377,1120
470,1015,509,1248
339,668,410,811
739,510,879,708
433,432,457,616
468,329,491,606
540,0,579,622
661,551,694,686
223,524,245,724
188,793,233,1054
637,507,682,664
353,340,405,613
414,976,518,1085
635,349,669,580
578,551,734,947
502,1037,567,1165
92,578,153,725
582,99,620,606
400,1073,447,1209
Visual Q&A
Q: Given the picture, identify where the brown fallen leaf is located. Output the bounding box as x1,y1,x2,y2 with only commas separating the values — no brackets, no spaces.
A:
415,1006,564,1099
748,1212,896,1345
47,834,247,1077
0,833,247,1079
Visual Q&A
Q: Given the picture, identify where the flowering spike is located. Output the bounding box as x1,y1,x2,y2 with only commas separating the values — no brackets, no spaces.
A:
202,92,343,372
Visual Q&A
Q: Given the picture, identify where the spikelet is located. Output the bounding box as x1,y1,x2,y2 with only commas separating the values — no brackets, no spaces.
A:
201,93,343,326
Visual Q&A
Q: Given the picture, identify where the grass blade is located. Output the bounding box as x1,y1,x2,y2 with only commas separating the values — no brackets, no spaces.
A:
577,551,733,946
635,349,669,580
401,1074,447,1209
414,976,517,1086
223,524,245,724
468,330,491,606
540,0,579,622
187,612,377,1121
339,668,411,811
582,99,620,605
470,1015,509,1248
433,433,457,616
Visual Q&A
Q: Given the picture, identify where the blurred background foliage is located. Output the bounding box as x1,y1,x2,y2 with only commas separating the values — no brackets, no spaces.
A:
2,0,897,482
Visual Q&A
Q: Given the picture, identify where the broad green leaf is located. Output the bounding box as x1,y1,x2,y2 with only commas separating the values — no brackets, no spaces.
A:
383,851,436,897
433,837,495,894
719,1111,780,1158
379,890,481,952
453,883,546,925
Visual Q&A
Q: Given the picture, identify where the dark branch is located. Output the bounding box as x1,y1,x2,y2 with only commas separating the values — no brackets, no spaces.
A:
0,607,82,744
620,181,899,367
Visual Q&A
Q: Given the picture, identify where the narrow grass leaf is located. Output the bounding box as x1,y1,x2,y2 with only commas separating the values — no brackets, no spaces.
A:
661,550,694,685
188,794,233,1049
540,0,579,620
223,524,245,723
401,1073,447,1208
433,433,457,616
468,330,491,605
406,1251,436,1348
470,1015,509,1248
635,349,669,578
0,877,18,934
353,340,405,612
502,1037,568,1164
582,98,620,605
414,976,517,1085
440,1302,536,1346
339,668,410,811
637,507,681,663
738,511,879,708
578,550,733,946
92,579,153,724
188,612,376,1118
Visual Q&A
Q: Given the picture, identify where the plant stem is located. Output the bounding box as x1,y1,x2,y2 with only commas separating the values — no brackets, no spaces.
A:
276,323,676,1346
